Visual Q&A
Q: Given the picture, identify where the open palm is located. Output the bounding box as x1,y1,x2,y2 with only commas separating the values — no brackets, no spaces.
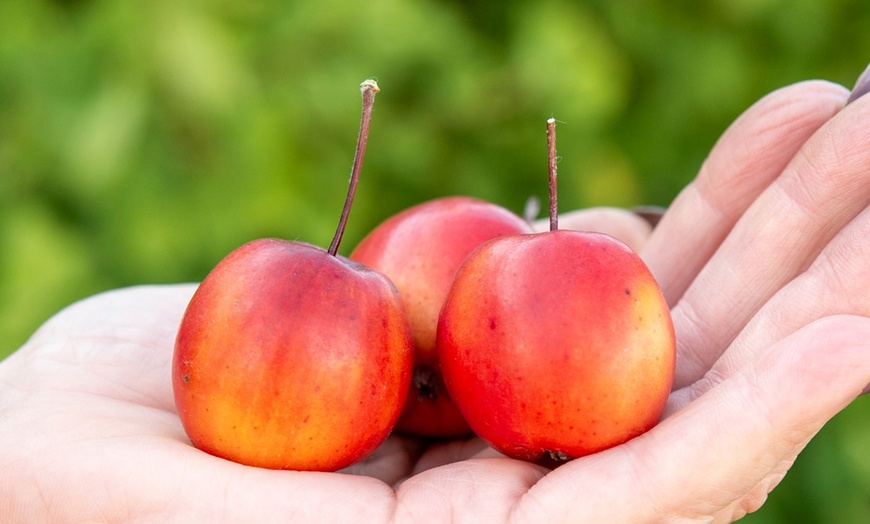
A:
3,78,870,523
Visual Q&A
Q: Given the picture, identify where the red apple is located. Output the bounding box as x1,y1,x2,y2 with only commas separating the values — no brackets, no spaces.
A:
351,197,533,437
437,119,675,462
172,80,414,471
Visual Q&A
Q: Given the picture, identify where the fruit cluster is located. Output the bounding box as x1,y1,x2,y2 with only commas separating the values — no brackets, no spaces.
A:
172,80,676,471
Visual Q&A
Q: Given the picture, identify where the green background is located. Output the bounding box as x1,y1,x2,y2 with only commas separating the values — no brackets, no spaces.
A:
2,0,869,521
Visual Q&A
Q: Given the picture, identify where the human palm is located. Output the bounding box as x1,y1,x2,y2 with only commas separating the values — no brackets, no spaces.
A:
3,79,870,523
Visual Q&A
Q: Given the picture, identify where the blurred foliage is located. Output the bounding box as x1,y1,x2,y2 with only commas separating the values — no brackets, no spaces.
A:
1,0,869,521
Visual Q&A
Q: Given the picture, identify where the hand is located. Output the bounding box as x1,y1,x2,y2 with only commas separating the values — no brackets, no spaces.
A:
3,76,870,523
544,77,870,521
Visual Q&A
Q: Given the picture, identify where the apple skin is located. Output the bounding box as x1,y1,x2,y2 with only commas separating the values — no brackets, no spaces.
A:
437,230,675,461
173,238,414,471
350,196,533,437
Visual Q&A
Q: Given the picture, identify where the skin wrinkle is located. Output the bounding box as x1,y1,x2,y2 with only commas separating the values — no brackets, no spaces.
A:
647,176,727,306
755,185,826,274
0,464,49,523
677,193,870,408
681,274,822,411
668,91,870,390
696,82,846,205
715,319,853,521
487,462,546,524
30,340,170,411
507,489,548,524
671,379,767,521
394,460,524,524
516,432,677,523
773,95,870,236
776,130,869,233
0,357,27,405
670,296,716,390
395,465,470,523
663,326,840,522
665,183,730,297
815,210,870,314
673,364,729,418
675,254,752,378
621,441,672,522
643,81,848,307
671,187,817,388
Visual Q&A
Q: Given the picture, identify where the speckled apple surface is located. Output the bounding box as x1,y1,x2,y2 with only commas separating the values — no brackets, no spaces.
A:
438,230,675,461
173,238,413,471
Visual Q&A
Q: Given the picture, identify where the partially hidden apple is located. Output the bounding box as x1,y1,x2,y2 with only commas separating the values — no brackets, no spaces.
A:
437,118,675,462
350,196,533,437
172,80,414,471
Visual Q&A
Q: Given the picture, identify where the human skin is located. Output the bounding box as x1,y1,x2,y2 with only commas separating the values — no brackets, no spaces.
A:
2,77,870,522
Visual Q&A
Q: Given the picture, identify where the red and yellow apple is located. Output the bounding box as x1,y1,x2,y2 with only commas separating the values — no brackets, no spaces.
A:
436,119,675,461
350,196,533,437
437,230,675,461
172,80,414,471
173,239,413,471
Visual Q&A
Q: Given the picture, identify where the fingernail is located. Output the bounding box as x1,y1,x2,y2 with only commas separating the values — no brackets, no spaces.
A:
846,63,870,105
632,205,666,228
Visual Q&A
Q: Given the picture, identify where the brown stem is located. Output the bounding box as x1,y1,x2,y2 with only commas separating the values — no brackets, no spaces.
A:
546,118,558,231
328,79,380,256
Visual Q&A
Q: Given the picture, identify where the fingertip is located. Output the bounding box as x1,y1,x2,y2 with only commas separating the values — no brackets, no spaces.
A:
533,207,654,253
643,79,848,306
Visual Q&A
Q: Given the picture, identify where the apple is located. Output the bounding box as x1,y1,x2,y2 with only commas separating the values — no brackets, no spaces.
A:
350,196,533,437
437,119,675,462
172,80,414,471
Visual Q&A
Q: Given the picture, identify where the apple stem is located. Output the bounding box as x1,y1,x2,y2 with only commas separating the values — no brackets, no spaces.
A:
328,79,380,257
546,117,558,231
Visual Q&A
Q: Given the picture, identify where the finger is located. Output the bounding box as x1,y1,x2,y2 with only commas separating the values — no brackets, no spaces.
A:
339,434,429,485
394,458,547,523
511,315,870,523
406,436,502,479
25,284,195,347
533,207,654,253
642,80,848,306
13,284,196,412
670,94,870,388
671,197,870,410
2,431,401,523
